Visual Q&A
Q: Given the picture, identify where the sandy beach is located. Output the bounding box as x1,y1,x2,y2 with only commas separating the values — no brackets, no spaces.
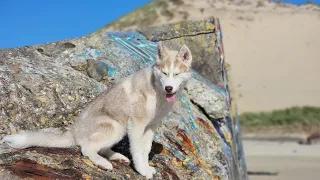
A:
243,140,320,180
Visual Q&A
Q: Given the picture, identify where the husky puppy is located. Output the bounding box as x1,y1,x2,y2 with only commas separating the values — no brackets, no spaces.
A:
1,42,193,179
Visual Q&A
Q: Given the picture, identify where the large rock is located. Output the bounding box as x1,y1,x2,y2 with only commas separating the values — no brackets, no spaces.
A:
0,17,248,180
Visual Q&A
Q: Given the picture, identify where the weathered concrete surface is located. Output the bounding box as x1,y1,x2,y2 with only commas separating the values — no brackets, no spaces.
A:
0,17,247,180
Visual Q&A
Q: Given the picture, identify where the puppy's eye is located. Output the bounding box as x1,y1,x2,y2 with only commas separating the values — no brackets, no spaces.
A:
174,73,180,76
162,72,168,76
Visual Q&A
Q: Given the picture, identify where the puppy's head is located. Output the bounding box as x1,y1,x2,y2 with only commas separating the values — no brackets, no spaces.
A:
154,42,193,102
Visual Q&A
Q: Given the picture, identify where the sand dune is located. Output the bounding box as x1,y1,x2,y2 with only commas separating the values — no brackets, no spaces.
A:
104,0,320,113
221,12,320,113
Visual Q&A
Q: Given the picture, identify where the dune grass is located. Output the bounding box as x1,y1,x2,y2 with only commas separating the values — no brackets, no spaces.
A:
239,106,320,127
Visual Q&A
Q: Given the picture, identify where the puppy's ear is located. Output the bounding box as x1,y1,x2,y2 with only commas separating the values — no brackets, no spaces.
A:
178,44,192,67
157,41,169,59
156,41,169,68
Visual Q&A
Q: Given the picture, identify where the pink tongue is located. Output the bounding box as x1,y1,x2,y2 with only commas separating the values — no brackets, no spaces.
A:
166,93,176,102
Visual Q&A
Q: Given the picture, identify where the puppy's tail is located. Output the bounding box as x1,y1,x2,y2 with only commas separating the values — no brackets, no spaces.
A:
1,128,75,149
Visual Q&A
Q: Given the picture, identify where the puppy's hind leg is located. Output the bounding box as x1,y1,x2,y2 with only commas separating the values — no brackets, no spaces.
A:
81,117,125,171
81,135,114,170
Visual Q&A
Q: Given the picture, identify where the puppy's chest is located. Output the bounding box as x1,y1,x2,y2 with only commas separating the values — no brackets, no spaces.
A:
146,97,174,121
156,101,173,117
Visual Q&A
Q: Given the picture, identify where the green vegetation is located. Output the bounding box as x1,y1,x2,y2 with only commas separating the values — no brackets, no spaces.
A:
305,0,320,6
239,106,320,126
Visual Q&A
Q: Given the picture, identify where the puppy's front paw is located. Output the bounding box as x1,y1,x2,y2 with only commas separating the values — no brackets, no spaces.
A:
145,171,153,180
148,166,156,175
135,165,154,179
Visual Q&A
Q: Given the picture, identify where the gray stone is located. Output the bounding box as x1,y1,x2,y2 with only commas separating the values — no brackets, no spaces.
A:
185,78,227,119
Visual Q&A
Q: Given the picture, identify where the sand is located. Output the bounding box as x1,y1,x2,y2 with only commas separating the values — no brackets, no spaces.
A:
221,12,320,113
244,140,320,180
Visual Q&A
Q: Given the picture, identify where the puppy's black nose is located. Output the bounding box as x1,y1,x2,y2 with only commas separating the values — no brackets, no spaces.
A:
165,86,173,93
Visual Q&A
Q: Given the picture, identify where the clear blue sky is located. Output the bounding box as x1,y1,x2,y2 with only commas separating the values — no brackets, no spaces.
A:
1,0,319,48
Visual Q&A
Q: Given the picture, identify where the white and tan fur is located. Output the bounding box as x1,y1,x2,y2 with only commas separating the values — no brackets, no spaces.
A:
1,42,193,179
